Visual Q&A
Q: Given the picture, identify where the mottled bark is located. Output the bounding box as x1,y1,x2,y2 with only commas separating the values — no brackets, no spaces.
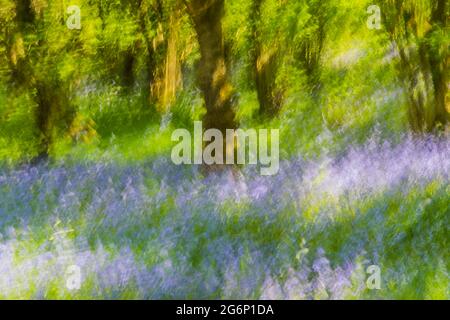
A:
184,0,237,132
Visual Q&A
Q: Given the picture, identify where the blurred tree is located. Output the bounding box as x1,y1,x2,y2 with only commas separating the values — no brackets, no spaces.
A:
250,0,281,117
6,0,76,159
97,0,140,92
382,0,449,132
285,0,334,95
148,0,184,112
246,0,335,118
183,0,237,132
294,0,330,93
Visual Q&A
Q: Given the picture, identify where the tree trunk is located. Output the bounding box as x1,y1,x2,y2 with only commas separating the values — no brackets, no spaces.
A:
184,0,236,132
11,0,75,159
150,5,183,113
162,12,183,110
120,48,135,91
250,0,281,117
296,2,326,96
383,0,449,132
428,0,449,129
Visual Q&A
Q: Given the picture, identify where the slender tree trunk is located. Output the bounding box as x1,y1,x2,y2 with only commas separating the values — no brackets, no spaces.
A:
162,11,182,109
250,0,280,117
120,48,135,90
11,0,75,159
150,6,183,113
16,0,35,25
296,2,326,96
383,0,449,132
397,45,427,132
427,0,449,129
146,1,183,113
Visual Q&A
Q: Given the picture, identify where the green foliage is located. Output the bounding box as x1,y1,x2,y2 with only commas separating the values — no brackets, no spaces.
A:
1,0,444,162
0,2,448,299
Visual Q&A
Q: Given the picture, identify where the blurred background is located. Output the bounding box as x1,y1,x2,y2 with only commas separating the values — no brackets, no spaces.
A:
0,0,448,299
0,0,447,162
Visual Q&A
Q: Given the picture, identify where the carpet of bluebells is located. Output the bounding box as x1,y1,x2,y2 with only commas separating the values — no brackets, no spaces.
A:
0,136,448,299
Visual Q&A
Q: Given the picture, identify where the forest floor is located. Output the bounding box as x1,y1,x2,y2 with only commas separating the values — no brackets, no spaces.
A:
0,135,448,299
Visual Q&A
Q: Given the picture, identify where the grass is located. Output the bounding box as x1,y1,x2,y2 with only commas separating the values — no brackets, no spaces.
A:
0,134,448,299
